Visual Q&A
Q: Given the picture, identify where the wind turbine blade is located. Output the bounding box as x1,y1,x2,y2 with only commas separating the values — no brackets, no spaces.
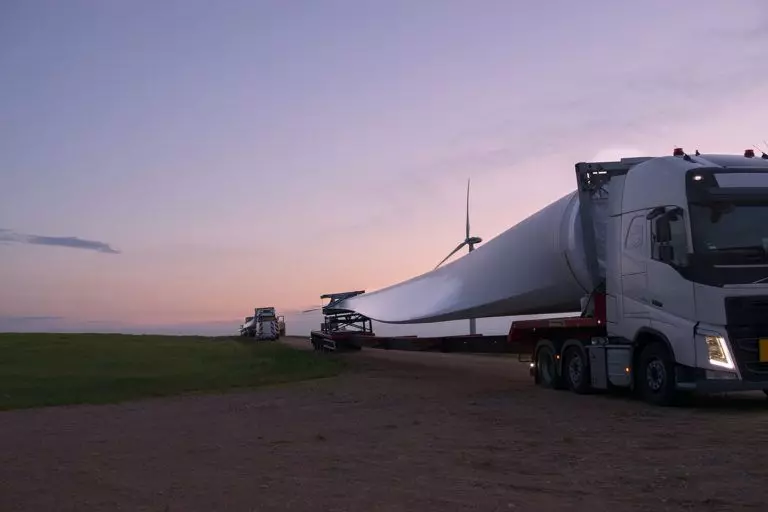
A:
466,178,471,240
435,241,467,269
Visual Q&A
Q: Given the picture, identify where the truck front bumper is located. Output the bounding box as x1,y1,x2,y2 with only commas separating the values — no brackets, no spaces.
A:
678,379,768,393
676,366,768,393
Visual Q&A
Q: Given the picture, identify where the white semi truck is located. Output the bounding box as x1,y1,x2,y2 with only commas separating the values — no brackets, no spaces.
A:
331,148,768,405
517,148,768,405
240,307,281,340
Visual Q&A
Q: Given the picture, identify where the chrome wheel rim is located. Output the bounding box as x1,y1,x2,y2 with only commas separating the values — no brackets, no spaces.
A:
568,353,583,386
646,359,666,391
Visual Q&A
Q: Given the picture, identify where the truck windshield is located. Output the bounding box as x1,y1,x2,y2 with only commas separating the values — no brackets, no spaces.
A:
690,203,768,264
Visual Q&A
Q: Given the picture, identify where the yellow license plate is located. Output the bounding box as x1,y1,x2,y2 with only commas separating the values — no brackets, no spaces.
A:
760,339,768,362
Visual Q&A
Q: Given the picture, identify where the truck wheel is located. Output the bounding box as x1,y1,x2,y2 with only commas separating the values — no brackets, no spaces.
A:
637,342,677,406
563,345,591,394
535,345,562,389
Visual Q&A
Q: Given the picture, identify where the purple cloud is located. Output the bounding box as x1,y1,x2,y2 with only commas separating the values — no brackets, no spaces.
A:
0,229,120,254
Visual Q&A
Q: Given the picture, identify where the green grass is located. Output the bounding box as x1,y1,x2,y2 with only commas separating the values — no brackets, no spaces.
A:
0,333,344,411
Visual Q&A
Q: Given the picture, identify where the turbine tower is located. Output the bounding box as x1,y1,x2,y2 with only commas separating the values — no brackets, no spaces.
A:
434,178,482,334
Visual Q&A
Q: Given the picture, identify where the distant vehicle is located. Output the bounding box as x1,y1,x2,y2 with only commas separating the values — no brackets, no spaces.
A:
240,307,280,340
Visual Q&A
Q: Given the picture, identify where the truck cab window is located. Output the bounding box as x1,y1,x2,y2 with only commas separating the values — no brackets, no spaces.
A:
651,207,688,266
625,216,645,251
689,203,768,261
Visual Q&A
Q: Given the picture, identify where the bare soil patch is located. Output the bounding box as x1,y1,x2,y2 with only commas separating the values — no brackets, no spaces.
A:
1,336,766,511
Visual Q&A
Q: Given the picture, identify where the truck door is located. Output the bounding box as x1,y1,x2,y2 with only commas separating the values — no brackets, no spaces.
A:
621,213,650,327
646,206,696,366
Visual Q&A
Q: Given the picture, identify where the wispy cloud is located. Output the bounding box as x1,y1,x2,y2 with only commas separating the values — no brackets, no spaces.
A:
0,229,120,254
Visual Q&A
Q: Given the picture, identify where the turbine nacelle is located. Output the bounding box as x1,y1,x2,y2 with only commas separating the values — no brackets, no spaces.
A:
466,236,482,247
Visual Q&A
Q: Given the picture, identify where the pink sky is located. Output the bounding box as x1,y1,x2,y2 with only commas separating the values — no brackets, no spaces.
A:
2,0,768,333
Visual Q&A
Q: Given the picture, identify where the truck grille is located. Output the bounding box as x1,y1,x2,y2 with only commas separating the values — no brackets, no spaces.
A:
725,296,768,382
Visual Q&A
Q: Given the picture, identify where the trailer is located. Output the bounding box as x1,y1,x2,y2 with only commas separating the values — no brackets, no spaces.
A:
313,149,768,405
309,291,528,356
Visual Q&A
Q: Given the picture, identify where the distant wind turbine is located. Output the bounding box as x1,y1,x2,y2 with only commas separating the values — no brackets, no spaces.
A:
434,178,482,335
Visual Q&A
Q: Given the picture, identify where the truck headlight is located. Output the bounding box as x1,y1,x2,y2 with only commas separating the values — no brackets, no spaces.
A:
703,334,735,370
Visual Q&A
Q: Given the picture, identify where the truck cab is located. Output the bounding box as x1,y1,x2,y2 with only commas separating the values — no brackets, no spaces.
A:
610,149,768,401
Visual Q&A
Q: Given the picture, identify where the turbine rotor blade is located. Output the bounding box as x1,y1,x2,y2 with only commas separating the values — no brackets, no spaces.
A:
435,241,467,269
466,178,471,240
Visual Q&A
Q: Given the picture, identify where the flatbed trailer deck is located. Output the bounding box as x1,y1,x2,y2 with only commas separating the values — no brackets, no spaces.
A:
309,330,515,354
309,290,612,387
308,290,606,359
308,315,601,359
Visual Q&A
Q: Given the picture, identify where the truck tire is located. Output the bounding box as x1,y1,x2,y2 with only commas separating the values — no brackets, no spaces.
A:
535,345,563,389
563,344,592,394
637,342,677,406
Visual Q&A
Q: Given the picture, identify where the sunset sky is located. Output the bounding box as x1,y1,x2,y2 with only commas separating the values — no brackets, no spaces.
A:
2,0,768,334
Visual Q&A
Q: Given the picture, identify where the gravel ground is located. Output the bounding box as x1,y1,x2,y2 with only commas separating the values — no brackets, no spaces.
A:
1,336,767,512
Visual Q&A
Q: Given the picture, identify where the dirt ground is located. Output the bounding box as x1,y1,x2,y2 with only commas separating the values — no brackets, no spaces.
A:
1,336,767,512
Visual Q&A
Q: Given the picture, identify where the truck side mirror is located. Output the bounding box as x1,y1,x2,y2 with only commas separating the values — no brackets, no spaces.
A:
658,245,675,263
655,217,672,243
646,206,665,220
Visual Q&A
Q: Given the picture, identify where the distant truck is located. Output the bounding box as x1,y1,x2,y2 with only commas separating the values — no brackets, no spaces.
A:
240,307,281,340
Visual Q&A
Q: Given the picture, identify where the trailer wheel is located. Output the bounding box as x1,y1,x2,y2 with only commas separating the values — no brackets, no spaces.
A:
637,342,677,406
563,345,591,394
535,345,561,389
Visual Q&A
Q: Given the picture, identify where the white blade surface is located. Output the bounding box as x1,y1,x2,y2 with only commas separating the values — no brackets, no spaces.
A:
336,191,597,324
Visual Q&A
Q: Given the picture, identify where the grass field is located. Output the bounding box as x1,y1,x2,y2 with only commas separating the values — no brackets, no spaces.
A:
0,333,343,411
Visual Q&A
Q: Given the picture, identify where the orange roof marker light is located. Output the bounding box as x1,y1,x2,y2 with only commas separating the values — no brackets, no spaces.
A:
673,147,685,156
744,149,755,158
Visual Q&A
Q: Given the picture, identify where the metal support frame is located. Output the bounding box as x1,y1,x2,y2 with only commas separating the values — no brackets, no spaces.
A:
320,291,365,315
574,158,650,291
316,291,373,335
320,312,373,335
